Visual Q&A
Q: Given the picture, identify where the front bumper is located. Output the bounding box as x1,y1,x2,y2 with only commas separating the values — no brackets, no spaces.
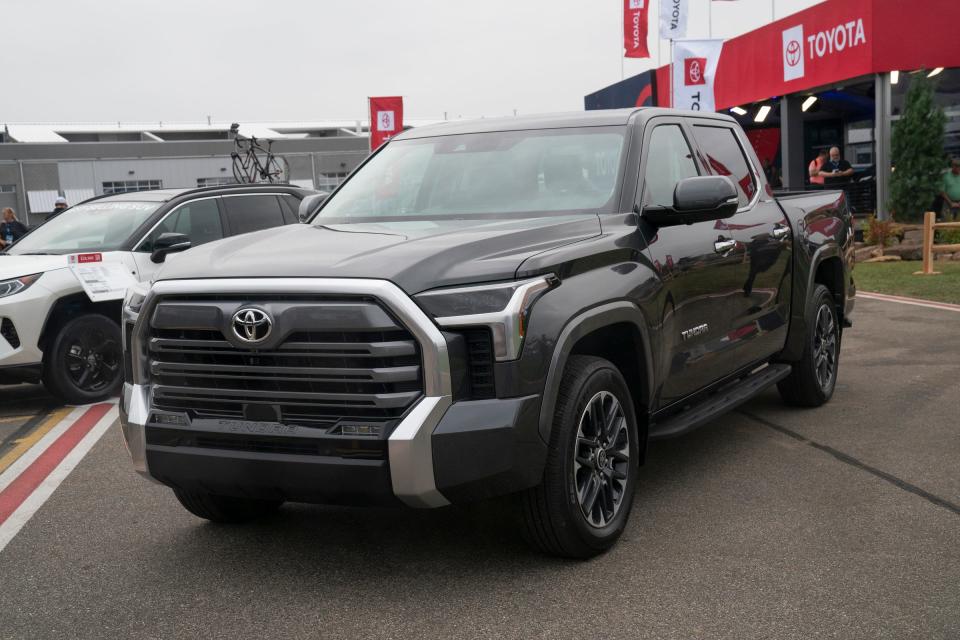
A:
120,382,544,506
119,277,547,508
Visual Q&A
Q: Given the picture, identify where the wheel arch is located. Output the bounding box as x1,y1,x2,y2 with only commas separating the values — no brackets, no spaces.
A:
538,302,653,448
39,293,122,353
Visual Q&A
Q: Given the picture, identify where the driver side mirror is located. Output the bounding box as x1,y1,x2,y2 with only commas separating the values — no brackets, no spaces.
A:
150,232,192,263
642,176,740,227
297,193,328,223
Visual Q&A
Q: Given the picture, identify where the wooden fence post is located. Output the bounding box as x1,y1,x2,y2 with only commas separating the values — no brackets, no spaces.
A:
915,211,939,275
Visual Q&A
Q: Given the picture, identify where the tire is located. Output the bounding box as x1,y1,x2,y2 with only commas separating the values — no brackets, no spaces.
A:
520,356,640,559
173,489,283,523
778,284,840,407
42,313,122,405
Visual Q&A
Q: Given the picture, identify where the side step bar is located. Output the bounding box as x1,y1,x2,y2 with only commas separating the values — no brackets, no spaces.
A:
648,363,792,440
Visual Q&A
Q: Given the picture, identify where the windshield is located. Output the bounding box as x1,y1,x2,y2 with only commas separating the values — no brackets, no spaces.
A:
5,201,161,255
316,126,625,222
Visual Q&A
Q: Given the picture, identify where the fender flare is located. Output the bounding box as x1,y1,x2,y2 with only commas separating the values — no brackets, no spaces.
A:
537,301,654,443
781,242,842,362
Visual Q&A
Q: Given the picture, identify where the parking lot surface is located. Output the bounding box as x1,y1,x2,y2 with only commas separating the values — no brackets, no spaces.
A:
0,297,957,639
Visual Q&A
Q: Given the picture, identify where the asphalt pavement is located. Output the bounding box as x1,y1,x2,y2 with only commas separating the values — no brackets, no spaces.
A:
0,296,957,639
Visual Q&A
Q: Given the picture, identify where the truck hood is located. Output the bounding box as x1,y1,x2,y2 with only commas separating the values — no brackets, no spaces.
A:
157,215,601,293
0,254,72,280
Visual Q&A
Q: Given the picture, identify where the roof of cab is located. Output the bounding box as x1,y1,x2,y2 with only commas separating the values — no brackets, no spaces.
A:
394,108,737,140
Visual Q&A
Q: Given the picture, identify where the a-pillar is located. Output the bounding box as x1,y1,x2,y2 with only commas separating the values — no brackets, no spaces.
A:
779,95,805,190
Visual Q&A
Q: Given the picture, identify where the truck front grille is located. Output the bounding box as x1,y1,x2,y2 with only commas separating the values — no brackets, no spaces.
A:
146,296,423,428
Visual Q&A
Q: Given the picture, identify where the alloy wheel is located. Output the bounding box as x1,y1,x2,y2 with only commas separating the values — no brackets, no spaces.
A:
573,391,630,528
813,303,837,391
64,328,121,393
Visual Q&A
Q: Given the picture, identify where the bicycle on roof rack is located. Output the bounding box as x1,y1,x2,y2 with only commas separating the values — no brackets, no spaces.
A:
229,122,287,184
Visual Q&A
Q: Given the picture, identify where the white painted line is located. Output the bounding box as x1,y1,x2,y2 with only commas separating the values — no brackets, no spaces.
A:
0,406,118,553
0,406,87,495
857,291,960,313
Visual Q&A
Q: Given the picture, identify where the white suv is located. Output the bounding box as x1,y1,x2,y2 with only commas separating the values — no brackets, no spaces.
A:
0,184,318,403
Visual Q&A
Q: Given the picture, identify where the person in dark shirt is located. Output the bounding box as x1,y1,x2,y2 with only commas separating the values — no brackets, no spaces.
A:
48,196,68,221
822,146,854,180
0,207,27,248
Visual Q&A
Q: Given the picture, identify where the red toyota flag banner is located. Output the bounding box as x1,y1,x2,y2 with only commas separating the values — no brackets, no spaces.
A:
623,0,650,59
368,96,403,151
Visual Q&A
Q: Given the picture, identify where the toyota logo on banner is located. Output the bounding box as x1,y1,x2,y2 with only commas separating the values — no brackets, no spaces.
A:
231,307,273,344
782,25,805,81
684,57,707,85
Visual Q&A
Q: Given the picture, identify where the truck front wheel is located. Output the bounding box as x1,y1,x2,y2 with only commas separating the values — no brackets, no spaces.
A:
778,284,840,407
520,356,639,559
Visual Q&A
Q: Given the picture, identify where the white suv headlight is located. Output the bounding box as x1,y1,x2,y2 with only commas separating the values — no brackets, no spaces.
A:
0,273,41,299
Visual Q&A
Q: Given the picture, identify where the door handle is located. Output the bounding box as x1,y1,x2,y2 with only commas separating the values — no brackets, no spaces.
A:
772,224,791,240
714,238,736,254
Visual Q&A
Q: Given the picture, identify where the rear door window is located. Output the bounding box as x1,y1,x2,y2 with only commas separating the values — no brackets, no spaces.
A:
691,125,757,207
222,195,285,235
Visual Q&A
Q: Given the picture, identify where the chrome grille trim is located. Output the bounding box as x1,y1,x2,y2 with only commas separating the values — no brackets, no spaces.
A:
125,278,453,508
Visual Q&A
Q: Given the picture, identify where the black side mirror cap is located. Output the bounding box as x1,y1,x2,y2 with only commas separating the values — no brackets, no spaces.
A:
150,232,192,263
297,192,328,223
642,176,740,227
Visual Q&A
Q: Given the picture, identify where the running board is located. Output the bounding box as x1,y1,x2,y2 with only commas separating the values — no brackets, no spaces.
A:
648,363,792,440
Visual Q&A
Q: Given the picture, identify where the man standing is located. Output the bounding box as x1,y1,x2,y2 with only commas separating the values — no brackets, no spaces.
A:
0,208,27,248
48,196,68,221
808,149,828,186
822,147,854,179
940,158,960,221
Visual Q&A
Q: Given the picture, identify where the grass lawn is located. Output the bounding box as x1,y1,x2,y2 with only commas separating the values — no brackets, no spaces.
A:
855,261,960,304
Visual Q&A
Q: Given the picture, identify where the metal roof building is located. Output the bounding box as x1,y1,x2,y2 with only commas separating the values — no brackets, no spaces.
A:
0,119,431,225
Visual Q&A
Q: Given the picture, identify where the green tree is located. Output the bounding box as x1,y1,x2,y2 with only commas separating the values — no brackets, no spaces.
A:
888,72,947,222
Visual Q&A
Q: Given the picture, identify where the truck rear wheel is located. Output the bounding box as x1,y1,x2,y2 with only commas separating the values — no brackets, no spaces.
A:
42,313,123,405
520,356,639,559
173,489,283,523
778,284,840,407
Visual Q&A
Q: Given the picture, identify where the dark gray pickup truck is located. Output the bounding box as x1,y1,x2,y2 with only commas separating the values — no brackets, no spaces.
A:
120,108,854,558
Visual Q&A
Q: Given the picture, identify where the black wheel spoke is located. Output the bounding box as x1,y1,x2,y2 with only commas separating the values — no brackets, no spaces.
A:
574,390,630,529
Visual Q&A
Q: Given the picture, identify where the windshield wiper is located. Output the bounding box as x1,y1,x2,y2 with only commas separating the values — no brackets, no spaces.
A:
18,252,56,255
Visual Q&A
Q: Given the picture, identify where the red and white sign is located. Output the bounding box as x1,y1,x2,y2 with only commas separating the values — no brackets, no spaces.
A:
684,57,707,85
68,253,102,264
623,0,650,59
368,96,403,151
672,40,723,112
781,25,804,81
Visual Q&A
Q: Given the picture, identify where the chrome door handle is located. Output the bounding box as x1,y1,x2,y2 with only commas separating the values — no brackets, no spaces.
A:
772,224,791,240
714,238,736,254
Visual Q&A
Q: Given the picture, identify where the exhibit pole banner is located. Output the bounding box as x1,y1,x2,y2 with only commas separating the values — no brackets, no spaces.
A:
659,0,688,40
368,96,403,151
671,39,723,112
623,0,650,59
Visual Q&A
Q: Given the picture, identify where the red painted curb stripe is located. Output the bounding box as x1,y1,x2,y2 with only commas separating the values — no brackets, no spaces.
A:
0,404,112,526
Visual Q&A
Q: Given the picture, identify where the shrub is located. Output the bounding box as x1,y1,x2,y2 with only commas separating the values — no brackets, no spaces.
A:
888,72,947,222
862,215,896,247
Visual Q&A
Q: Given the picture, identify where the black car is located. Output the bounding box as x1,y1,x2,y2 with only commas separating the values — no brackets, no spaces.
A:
120,109,855,557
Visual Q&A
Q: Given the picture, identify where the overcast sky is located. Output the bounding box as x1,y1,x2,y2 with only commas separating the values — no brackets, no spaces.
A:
4,0,823,123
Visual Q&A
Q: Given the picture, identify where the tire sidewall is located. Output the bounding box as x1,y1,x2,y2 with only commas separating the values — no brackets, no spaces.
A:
44,314,122,404
804,287,840,402
557,363,640,551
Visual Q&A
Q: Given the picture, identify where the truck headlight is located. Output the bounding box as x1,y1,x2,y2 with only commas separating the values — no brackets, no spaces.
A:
0,273,41,299
415,275,557,361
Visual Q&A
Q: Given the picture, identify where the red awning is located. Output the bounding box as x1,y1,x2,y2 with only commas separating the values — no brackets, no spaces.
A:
656,0,960,111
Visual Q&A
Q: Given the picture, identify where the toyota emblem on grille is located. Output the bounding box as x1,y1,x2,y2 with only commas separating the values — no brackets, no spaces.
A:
231,308,272,344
